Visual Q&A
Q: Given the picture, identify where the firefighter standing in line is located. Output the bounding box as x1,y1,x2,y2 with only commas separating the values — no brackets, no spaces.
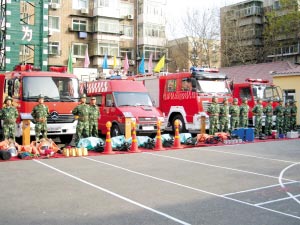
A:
31,94,50,141
252,98,264,137
229,98,240,132
0,96,19,141
207,96,220,135
263,98,273,136
274,99,285,135
240,97,250,128
283,100,291,134
219,98,230,133
290,100,297,131
89,96,100,137
72,94,90,146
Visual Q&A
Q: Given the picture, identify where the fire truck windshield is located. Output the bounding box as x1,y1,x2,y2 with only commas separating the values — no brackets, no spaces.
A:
22,76,79,102
114,92,153,107
252,84,281,100
198,80,231,94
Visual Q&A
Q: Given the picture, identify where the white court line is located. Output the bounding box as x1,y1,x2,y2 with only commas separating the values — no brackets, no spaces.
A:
198,148,299,164
255,194,300,206
278,163,300,205
144,152,298,182
223,181,299,197
33,159,191,225
83,157,300,220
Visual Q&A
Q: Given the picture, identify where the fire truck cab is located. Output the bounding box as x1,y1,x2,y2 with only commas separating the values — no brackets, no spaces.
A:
0,65,80,143
141,69,233,133
232,78,282,125
81,79,165,137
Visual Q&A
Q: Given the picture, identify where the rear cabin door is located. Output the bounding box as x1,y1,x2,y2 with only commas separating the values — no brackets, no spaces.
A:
100,93,116,131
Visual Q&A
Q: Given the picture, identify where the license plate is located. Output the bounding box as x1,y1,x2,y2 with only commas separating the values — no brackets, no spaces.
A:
142,126,154,131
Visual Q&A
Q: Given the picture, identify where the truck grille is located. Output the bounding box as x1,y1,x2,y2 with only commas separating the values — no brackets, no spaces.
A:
32,114,75,124
47,114,75,124
138,117,157,124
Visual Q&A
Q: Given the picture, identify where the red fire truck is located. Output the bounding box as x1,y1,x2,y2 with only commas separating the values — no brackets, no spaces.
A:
81,79,165,137
0,64,80,143
232,78,282,125
134,69,233,133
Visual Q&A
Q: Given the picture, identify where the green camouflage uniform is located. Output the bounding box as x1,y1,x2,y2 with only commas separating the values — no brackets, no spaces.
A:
89,104,100,137
219,100,230,133
283,102,291,134
72,98,90,145
263,101,273,136
207,98,220,135
0,101,18,141
31,103,49,141
239,99,249,128
290,101,297,130
229,99,240,131
252,100,263,136
274,101,284,134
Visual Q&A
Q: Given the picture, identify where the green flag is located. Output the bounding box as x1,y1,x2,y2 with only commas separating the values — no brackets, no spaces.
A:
67,47,73,73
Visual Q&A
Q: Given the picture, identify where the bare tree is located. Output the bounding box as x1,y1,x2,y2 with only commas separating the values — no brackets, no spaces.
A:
167,7,220,71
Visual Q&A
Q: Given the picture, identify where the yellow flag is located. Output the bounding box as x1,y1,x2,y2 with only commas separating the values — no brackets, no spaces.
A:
154,55,165,73
113,56,117,68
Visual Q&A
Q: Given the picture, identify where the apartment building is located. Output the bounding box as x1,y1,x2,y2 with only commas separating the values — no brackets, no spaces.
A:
0,0,167,76
221,0,300,67
220,0,264,67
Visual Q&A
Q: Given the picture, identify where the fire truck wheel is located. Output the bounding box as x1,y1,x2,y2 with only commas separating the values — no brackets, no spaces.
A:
172,115,187,133
111,124,121,137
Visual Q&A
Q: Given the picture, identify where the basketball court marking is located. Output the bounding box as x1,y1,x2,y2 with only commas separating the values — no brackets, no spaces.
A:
144,152,298,182
223,181,299,197
82,157,300,220
198,148,299,164
33,159,191,225
278,163,300,205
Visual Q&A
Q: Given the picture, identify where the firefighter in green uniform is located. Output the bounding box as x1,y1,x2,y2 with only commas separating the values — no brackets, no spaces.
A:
207,96,220,135
274,99,284,135
0,96,19,141
263,98,273,136
89,96,100,137
290,100,297,130
283,100,291,134
72,94,90,145
240,97,249,128
252,98,263,137
219,98,230,133
229,98,240,132
31,94,50,141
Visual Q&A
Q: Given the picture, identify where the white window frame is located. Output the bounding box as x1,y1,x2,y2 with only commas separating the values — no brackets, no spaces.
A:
49,16,60,31
73,43,88,58
49,42,60,55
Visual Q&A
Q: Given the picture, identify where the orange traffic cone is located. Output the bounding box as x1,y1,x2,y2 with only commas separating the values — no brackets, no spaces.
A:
129,122,141,153
173,119,183,149
102,121,115,154
154,120,165,151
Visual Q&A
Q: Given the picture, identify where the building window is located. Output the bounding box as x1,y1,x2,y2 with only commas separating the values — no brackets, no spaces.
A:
49,16,60,31
73,0,88,9
72,19,87,31
20,1,34,25
94,18,119,34
97,43,118,56
73,43,88,58
49,42,60,55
